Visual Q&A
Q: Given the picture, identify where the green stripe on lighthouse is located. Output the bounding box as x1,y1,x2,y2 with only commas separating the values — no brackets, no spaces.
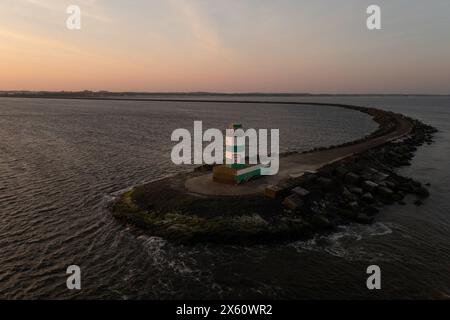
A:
226,145,245,152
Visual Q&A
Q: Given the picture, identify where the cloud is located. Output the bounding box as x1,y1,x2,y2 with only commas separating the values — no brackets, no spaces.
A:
0,27,97,58
167,0,223,52
26,0,56,10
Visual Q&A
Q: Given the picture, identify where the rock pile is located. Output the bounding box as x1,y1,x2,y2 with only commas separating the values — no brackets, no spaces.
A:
272,119,437,229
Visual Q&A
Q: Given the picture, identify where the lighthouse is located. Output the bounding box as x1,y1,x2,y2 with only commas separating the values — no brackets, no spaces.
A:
213,123,264,185
225,123,246,169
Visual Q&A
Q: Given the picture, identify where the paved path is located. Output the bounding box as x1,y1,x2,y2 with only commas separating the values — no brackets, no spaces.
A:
185,111,413,196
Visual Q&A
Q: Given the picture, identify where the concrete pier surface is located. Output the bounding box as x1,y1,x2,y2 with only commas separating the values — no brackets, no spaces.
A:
185,111,413,196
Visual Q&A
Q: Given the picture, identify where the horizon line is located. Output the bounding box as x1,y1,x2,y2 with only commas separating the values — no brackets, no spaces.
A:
1,90,449,97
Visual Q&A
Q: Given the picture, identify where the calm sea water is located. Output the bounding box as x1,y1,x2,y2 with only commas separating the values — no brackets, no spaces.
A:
0,96,448,299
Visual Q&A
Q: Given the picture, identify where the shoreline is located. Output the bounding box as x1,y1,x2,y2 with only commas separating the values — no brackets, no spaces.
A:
110,102,437,245
2,93,450,99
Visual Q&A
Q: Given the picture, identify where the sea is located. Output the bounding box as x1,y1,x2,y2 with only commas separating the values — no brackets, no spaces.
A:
0,95,449,299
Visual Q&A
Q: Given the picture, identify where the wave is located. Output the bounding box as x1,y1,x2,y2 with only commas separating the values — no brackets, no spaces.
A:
289,222,394,261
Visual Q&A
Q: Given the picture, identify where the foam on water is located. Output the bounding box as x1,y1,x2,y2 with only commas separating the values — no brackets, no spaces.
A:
290,222,394,261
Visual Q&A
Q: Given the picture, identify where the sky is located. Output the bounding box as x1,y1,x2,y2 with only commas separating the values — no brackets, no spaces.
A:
0,0,450,94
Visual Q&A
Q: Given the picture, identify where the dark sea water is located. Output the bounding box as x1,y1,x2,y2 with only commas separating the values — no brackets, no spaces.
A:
0,96,448,299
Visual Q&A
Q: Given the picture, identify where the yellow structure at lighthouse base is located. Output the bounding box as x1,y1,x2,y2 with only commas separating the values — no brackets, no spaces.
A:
213,164,264,185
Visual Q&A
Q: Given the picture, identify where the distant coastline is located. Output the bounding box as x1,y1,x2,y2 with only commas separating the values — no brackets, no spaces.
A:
1,91,449,100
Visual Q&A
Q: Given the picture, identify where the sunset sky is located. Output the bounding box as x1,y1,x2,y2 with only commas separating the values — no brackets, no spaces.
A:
1,0,450,93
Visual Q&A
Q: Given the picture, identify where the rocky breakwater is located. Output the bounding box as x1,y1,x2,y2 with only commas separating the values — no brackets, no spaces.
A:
110,106,437,245
269,119,437,232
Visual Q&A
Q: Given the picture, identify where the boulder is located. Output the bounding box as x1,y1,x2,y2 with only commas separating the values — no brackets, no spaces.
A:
281,217,305,228
348,201,359,211
391,192,404,202
372,172,389,182
362,180,378,192
362,192,374,203
378,181,387,187
334,166,349,178
292,187,310,198
385,181,397,189
282,194,304,210
301,173,318,188
265,185,282,199
317,177,333,189
350,187,364,195
342,187,355,201
388,150,401,158
311,215,332,229
345,172,360,185
378,187,393,197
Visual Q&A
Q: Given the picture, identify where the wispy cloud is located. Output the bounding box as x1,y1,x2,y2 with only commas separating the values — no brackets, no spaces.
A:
0,27,97,58
168,0,223,52
26,0,55,10
1,0,450,93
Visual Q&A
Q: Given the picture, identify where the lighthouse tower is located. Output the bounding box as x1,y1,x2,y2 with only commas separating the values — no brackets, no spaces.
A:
225,123,246,170
213,123,263,185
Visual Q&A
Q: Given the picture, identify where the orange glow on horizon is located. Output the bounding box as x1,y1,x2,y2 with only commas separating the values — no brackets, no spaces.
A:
1,0,450,94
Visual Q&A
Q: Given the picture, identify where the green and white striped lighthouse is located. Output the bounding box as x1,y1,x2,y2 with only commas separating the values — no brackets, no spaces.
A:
213,123,263,185
225,123,246,169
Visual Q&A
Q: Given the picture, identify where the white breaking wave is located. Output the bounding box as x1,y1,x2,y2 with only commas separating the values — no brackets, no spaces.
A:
289,222,394,261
